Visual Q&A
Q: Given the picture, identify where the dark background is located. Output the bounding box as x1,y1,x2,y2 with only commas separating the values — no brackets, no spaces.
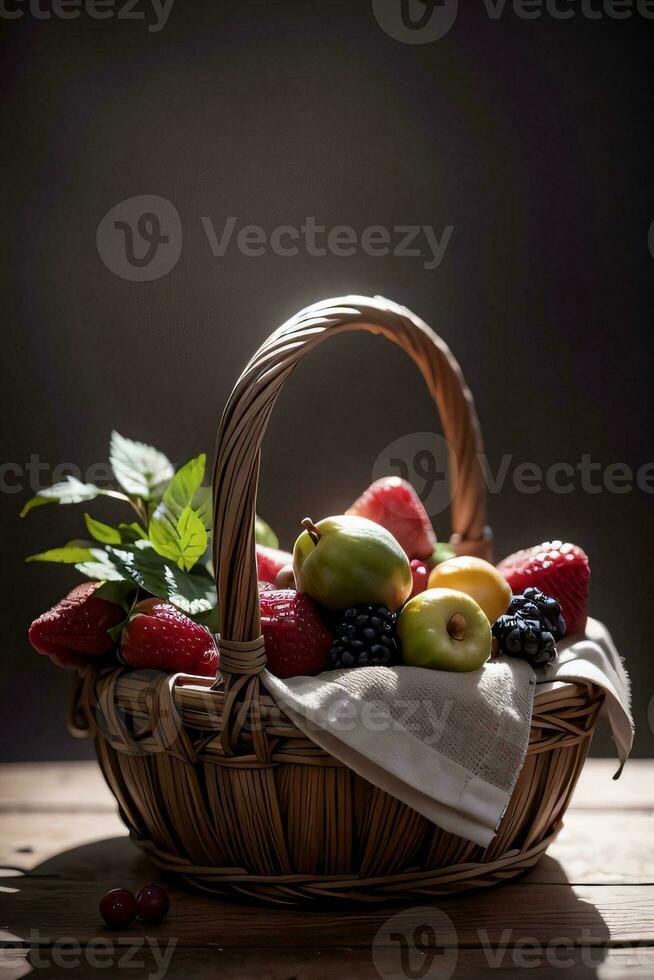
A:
1,0,652,761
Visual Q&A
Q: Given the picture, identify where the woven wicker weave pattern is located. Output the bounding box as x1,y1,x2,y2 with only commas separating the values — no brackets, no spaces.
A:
71,669,603,903
69,295,603,904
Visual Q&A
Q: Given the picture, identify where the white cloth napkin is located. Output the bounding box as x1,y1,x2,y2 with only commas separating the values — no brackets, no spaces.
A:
261,617,633,847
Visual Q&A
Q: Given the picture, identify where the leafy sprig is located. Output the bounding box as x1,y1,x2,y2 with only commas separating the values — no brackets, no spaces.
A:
22,432,276,621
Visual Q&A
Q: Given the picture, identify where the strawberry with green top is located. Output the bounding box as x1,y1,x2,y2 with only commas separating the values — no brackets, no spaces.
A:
121,598,218,676
28,582,124,668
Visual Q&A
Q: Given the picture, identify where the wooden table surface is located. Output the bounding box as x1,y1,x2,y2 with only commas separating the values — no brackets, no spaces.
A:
0,759,652,979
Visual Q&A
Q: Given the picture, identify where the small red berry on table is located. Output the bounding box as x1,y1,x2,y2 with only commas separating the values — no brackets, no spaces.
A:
99,888,137,929
136,884,170,925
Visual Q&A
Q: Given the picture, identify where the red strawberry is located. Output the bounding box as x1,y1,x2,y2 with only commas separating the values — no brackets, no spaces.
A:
121,599,218,676
497,541,590,636
256,544,293,584
29,582,123,665
409,559,430,598
346,477,436,559
259,590,332,679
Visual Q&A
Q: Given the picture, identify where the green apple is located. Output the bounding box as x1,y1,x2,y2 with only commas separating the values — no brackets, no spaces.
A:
293,515,412,611
397,588,491,671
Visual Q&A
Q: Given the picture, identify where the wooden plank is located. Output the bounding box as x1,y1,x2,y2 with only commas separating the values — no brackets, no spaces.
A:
0,813,127,877
570,759,654,810
0,763,115,813
528,811,654,885
1,878,653,948
2,945,654,980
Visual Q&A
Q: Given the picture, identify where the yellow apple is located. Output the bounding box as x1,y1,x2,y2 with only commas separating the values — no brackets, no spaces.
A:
428,556,511,624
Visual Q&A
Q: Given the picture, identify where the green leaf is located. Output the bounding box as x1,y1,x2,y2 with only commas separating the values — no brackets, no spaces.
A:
106,544,216,614
20,476,127,518
255,515,279,549
192,486,213,531
109,431,174,499
26,544,96,564
75,548,127,582
163,454,206,514
194,604,220,634
108,620,127,643
106,590,140,640
84,513,121,545
149,505,208,572
118,522,148,543
149,455,208,571
94,579,137,607
177,507,208,570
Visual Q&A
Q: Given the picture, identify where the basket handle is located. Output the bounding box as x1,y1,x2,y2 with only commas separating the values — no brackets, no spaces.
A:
211,295,491,681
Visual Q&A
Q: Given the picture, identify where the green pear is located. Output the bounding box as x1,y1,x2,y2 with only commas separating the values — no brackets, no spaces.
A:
293,515,412,612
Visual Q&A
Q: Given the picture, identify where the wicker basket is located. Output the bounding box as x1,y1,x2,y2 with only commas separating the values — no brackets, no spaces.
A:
70,296,604,905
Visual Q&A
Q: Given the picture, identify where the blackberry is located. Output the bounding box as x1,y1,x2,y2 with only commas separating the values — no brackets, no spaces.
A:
508,587,566,640
492,615,557,668
328,604,401,669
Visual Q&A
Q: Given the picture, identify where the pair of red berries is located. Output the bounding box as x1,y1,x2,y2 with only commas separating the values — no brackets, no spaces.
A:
99,884,169,929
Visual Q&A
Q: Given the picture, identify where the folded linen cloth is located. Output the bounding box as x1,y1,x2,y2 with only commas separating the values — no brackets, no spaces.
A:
261,617,633,847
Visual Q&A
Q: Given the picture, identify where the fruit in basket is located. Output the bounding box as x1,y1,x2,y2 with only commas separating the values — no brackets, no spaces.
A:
259,589,332,678
99,888,137,929
397,588,491,671
293,515,412,612
508,588,566,641
430,541,457,566
274,562,296,589
492,615,557,668
409,559,430,599
256,544,293,584
347,476,436,559
28,582,124,665
328,604,401,669
497,541,589,636
255,515,279,549
427,556,511,624
120,599,218,676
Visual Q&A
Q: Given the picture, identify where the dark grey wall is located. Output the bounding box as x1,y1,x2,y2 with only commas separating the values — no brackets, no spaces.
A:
1,1,652,761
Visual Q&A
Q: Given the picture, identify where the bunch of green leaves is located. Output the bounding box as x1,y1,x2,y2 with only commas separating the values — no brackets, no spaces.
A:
22,432,278,623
